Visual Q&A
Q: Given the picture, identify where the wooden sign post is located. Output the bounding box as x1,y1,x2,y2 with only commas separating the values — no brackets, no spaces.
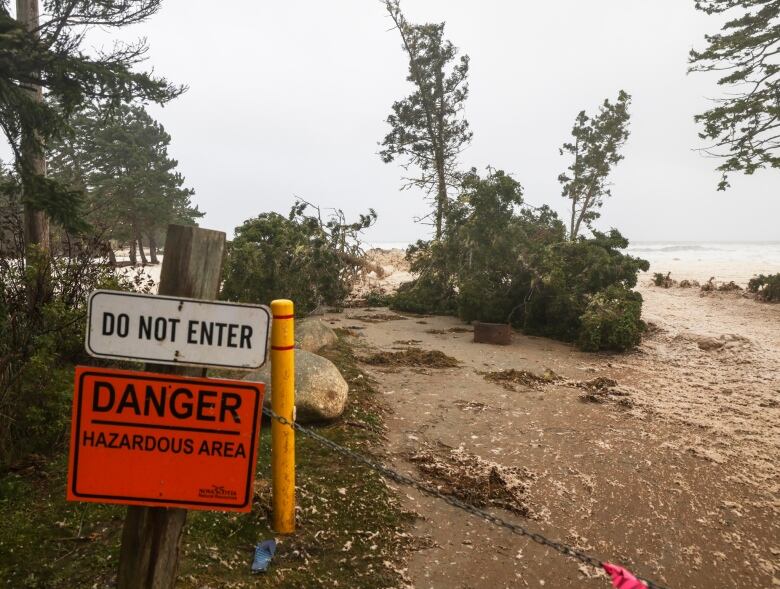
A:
117,225,226,589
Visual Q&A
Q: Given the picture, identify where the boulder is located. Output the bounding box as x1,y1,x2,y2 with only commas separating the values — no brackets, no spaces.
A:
245,349,348,423
696,336,725,351
295,319,338,352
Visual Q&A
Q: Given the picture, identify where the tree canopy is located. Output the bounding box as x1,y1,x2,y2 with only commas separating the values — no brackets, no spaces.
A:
222,202,377,312
690,0,780,189
47,104,201,261
391,167,649,351
558,91,632,240
380,0,472,239
0,0,183,230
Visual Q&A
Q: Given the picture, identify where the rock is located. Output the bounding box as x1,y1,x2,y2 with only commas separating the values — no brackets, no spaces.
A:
697,337,725,351
245,349,348,423
693,333,751,352
295,319,338,352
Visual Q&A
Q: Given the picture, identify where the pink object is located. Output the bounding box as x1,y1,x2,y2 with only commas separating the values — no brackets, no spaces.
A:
602,563,648,589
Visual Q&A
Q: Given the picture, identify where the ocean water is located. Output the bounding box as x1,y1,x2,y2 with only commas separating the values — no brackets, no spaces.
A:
626,242,780,285
367,240,780,286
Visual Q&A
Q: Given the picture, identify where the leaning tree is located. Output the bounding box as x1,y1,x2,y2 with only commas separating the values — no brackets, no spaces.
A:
558,91,632,240
379,0,472,240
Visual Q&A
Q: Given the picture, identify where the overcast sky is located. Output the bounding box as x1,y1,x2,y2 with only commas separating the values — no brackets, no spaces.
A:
95,1,779,242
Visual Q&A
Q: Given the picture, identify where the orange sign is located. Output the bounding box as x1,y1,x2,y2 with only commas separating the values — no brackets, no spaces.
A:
67,366,264,512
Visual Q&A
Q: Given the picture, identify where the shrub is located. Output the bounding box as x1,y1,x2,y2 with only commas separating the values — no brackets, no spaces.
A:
747,273,780,301
679,279,699,288
449,173,564,324
578,286,645,352
221,202,376,313
718,280,742,292
522,230,649,343
393,170,564,322
362,287,393,307
392,168,649,351
653,272,674,288
0,236,136,467
390,239,458,315
391,274,457,315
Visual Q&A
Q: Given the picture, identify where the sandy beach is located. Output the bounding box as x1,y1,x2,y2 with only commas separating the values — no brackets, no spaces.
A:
329,245,780,588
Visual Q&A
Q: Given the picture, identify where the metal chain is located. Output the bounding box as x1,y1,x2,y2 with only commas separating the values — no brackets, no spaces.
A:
263,408,670,589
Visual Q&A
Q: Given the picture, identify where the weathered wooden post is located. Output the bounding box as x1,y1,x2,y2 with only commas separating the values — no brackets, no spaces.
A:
117,224,226,589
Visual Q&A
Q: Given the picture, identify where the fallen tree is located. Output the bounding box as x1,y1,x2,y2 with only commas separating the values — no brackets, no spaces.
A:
391,168,649,352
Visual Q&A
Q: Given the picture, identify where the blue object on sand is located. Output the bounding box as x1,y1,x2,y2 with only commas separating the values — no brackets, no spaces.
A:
251,539,277,573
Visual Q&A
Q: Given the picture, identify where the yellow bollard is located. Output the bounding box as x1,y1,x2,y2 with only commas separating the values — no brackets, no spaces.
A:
270,299,295,534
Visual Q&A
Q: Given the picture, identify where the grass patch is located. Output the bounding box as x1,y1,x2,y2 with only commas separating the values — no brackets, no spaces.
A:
0,336,410,588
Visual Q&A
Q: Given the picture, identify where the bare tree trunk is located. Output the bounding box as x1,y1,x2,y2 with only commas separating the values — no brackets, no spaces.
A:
570,197,578,241
148,233,159,264
571,189,595,241
16,0,50,255
135,228,148,266
435,166,446,240
572,215,583,241
106,242,117,268
434,72,447,241
17,0,50,312
129,239,137,266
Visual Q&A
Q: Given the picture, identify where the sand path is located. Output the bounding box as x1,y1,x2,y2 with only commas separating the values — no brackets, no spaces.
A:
323,287,779,588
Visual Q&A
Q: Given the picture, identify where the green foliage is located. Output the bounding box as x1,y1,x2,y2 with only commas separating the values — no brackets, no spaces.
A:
16,172,87,234
747,273,780,301
522,230,649,342
380,1,472,238
690,1,780,189
222,202,376,313
559,91,631,239
392,168,648,351
391,273,457,315
48,104,202,253
0,1,182,228
578,285,645,352
393,171,561,320
653,271,674,287
0,236,143,467
362,287,394,307
448,170,565,323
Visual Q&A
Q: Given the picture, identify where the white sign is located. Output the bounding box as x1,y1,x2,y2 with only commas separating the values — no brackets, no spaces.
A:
85,290,270,369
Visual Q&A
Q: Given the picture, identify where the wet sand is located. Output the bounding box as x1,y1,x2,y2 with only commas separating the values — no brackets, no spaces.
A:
327,249,779,588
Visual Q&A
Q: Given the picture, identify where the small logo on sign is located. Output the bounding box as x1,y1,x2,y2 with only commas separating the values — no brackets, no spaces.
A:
198,485,238,500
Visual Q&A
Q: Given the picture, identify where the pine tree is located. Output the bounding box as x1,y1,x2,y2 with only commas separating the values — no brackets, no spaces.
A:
558,91,632,240
48,104,201,265
690,0,780,189
379,0,472,240
1,0,183,244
